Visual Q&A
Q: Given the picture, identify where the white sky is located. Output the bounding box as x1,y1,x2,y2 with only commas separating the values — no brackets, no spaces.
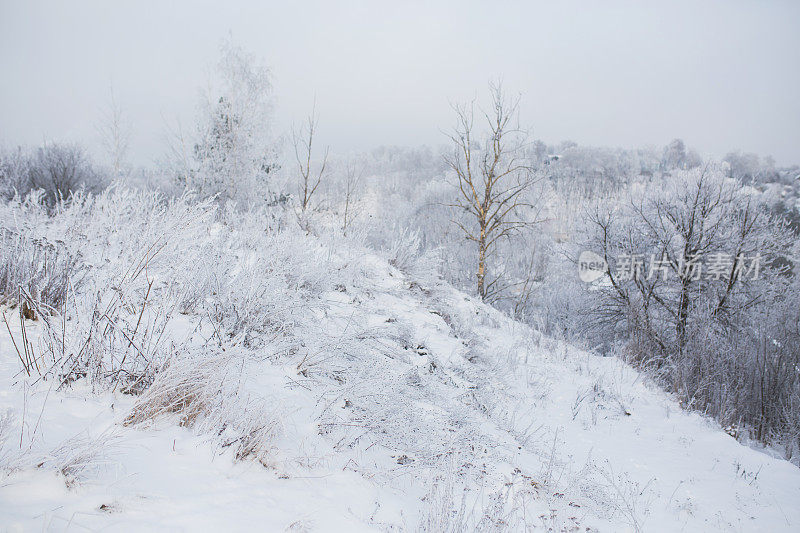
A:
1,0,799,166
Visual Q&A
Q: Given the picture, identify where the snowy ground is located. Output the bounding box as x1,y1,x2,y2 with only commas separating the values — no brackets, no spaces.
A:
0,198,798,531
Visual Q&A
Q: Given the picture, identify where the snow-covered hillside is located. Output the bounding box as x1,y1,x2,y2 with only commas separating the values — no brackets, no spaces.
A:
0,190,798,532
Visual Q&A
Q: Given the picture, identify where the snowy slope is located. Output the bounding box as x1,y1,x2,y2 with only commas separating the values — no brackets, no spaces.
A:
0,210,798,531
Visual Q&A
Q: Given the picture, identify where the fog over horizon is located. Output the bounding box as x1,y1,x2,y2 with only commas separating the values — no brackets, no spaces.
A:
2,0,799,167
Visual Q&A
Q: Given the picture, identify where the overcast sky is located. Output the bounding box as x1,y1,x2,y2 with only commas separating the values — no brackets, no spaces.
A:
1,0,799,166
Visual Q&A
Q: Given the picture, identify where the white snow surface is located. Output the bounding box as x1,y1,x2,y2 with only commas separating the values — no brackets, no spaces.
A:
0,239,798,531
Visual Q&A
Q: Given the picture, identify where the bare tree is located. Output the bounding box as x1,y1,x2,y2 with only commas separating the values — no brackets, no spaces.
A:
342,160,363,235
588,167,787,357
0,147,29,199
26,143,101,207
162,115,195,191
581,166,798,453
445,82,539,301
293,102,329,211
96,87,131,175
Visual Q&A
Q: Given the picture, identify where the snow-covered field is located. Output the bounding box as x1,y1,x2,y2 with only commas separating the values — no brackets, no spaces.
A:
0,191,798,531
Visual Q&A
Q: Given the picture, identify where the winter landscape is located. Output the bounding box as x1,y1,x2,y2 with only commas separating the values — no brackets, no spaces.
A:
1,2,799,531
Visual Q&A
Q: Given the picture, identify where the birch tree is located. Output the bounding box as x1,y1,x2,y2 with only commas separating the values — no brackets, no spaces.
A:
445,82,539,301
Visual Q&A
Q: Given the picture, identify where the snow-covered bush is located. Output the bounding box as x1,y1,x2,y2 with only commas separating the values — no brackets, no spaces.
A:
0,144,105,207
0,191,82,314
0,188,215,388
575,166,800,457
203,211,336,346
125,346,283,464
0,232,79,316
43,431,120,488
421,468,538,532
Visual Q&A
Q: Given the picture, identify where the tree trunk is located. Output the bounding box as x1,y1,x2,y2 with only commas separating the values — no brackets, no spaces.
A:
676,277,690,351
477,224,487,300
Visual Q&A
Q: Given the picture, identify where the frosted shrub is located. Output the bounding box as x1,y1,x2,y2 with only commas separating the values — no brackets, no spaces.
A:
125,346,282,464
204,211,335,346
385,228,422,274
43,431,120,488
579,167,800,457
0,229,81,314
0,191,83,313
12,188,218,388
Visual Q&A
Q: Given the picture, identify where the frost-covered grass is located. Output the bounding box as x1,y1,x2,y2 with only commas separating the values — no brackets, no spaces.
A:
0,188,798,531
